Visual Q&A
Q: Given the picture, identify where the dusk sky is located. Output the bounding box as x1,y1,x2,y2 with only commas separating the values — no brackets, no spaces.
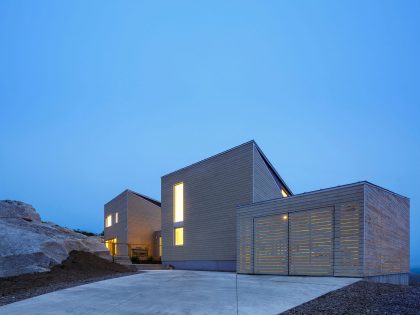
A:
1,1,419,268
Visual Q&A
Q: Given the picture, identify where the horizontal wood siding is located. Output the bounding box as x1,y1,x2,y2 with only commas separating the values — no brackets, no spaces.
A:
161,142,254,263
104,192,128,255
237,183,365,276
334,201,364,276
127,192,161,257
237,217,253,273
364,184,410,276
254,214,288,274
253,146,282,202
289,208,333,276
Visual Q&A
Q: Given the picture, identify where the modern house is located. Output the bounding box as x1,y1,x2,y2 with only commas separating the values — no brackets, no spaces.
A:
104,140,410,284
104,189,161,262
161,141,292,271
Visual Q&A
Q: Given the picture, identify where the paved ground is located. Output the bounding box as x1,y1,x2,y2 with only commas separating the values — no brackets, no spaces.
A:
0,270,359,315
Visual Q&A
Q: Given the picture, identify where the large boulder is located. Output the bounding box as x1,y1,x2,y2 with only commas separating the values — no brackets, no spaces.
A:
0,200,111,277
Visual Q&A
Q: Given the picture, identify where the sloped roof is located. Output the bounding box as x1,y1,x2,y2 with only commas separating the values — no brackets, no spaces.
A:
105,189,161,207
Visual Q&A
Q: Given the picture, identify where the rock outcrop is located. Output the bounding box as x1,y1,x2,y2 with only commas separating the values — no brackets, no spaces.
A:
0,200,111,277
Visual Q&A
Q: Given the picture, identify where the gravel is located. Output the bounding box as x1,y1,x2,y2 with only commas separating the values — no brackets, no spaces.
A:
282,275,420,315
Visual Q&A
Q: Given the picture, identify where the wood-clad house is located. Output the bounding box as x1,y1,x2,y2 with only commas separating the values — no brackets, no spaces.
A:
160,140,292,271
104,189,161,261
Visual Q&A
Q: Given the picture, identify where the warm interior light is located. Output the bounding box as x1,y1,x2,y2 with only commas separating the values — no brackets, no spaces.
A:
281,188,288,198
115,212,119,224
105,215,112,227
174,183,184,222
174,227,184,246
282,214,288,220
159,236,162,256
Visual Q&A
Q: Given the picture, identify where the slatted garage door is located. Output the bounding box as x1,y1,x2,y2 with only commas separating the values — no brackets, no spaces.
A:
289,208,333,276
254,215,288,274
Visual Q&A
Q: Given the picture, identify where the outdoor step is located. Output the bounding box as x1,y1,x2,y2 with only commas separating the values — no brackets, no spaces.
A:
133,264,169,271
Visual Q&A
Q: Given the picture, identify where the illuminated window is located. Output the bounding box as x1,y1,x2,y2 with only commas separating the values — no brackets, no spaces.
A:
115,212,119,224
174,227,184,246
105,238,117,255
159,236,162,257
281,188,288,198
282,214,288,220
105,215,112,227
174,183,184,223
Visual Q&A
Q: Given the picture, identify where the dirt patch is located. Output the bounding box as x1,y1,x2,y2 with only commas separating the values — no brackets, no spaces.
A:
0,251,136,306
283,276,420,315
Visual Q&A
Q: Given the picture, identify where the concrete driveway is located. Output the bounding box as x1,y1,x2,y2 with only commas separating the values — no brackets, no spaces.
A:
0,270,359,315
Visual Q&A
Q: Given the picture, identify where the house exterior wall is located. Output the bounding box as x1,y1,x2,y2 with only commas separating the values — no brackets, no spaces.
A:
253,146,284,202
161,141,255,270
127,192,161,258
237,182,410,281
104,192,128,256
237,183,365,277
363,184,410,276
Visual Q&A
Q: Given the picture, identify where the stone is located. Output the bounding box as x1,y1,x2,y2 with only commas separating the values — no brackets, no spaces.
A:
0,200,111,277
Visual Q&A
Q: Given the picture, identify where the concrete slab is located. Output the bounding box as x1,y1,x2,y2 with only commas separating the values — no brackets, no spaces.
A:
0,270,359,315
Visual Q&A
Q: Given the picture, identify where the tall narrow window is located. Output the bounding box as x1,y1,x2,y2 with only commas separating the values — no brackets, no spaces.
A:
159,236,162,257
115,212,119,224
174,183,184,223
174,227,184,246
105,215,112,227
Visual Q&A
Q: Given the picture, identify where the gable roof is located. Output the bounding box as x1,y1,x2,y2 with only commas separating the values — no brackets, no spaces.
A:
127,189,161,207
105,189,161,207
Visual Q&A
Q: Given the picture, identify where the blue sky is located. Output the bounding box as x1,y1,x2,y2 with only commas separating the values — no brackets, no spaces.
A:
1,1,419,268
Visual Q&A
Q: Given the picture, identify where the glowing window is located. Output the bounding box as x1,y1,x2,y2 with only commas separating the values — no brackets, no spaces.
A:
174,183,184,223
159,236,162,257
174,227,184,246
105,238,117,255
105,215,112,227
115,212,119,224
281,188,288,198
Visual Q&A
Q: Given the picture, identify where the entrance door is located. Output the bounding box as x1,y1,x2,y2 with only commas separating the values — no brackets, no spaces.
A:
254,214,289,274
289,208,333,276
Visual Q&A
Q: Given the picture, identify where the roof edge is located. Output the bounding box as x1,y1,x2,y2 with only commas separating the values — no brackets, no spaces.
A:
161,140,256,178
253,142,293,195
237,181,409,209
105,189,161,207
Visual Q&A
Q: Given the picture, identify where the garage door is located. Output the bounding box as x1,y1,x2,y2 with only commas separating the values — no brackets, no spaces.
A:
289,208,333,276
254,214,289,274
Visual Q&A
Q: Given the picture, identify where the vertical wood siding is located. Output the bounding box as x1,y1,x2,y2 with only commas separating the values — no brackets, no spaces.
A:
364,184,410,276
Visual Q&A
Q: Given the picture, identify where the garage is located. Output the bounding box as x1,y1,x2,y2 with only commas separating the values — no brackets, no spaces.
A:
237,182,409,283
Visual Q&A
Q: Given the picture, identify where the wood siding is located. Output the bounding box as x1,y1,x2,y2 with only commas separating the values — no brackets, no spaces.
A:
254,214,288,274
161,142,254,263
253,146,282,202
364,184,410,276
237,183,365,276
104,192,128,255
127,192,161,257
289,208,333,276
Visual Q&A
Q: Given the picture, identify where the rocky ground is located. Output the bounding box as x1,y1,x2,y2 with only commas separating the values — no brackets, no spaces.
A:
283,274,420,315
0,251,135,306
